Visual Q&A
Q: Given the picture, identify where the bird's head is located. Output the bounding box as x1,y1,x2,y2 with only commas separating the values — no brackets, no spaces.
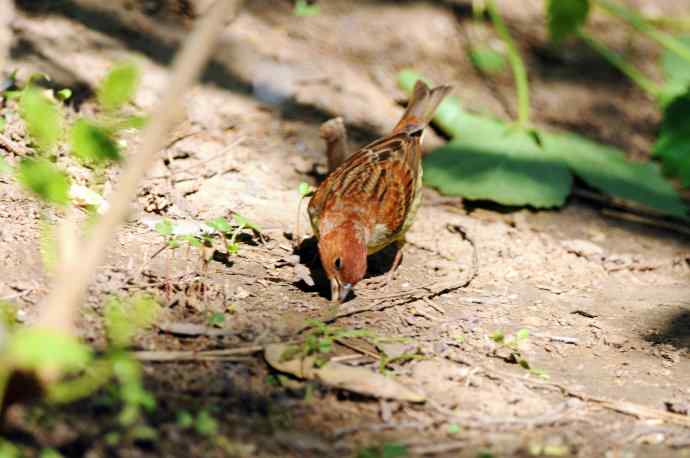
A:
317,221,368,302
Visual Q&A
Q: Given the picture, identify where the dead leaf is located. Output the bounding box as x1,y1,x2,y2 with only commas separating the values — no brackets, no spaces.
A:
264,344,425,402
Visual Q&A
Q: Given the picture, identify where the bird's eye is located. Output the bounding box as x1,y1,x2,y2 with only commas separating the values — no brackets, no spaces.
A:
334,257,342,270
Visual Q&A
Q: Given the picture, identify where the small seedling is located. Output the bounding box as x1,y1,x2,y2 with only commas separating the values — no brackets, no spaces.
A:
281,319,372,368
298,181,314,198
194,410,219,436
207,312,225,328
378,352,423,374
293,0,320,16
489,328,548,379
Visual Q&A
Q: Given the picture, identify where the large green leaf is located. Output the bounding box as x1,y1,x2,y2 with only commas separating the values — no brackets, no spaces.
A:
553,133,689,217
546,0,590,44
19,87,63,152
16,158,70,205
653,90,690,187
425,115,571,208
399,70,689,219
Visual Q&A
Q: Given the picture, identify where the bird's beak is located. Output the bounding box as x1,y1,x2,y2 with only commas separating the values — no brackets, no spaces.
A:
330,279,352,303
339,283,352,302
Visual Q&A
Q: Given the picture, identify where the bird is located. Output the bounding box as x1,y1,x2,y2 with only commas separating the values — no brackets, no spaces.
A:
308,80,452,302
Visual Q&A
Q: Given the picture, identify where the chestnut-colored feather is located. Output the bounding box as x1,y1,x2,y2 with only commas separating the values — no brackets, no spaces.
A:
309,81,451,302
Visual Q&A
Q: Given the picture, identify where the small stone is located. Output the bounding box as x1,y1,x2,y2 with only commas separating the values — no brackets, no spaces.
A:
378,342,416,359
604,333,628,348
235,286,250,299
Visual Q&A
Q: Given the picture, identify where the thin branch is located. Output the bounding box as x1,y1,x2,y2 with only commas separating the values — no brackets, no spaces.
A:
486,0,530,129
134,346,263,362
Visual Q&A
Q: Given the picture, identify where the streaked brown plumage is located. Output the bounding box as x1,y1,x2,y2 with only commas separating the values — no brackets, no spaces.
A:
308,80,451,302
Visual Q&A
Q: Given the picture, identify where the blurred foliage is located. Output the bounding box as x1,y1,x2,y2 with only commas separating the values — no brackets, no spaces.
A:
97,62,139,112
19,87,62,153
293,0,319,17
70,119,120,164
400,0,690,217
357,443,408,458
468,46,506,74
105,294,160,348
3,61,142,209
547,0,590,43
0,293,161,449
16,158,70,206
400,70,688,218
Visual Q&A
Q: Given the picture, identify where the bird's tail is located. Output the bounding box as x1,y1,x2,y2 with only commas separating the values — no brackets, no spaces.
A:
392,80,452,135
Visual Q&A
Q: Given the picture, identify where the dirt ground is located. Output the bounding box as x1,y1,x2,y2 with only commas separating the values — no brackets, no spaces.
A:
1,0,690,456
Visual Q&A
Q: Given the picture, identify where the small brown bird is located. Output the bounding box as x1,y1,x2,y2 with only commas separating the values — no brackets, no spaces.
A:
308,80,452,302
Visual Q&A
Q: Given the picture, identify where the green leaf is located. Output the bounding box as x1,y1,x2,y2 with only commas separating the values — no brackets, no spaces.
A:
7,328,92,372
0,439,20,458
181,234,203,247
653,89,690,187
226,242,239,254
516,328,530,342
660,36,690,101
399,70,689,219
17,158,70,205
233,213,261,232
118,115,147,130
70,118,120,163
98,63,140,111
298,181,314,197
357,443,408,458
447,423,461,434
19,87,63,152
206,217,232,234
208,312,225,328
177,410,194,428
546,0,590,44
424,128,572,208
195,410,218,436
40,449,65,458
105,294,160,347
553,133,689,218
0,117,6,133
468,46,506,74
56,88,72,102
154,218,174,236
490,331,505,344
0,300,17,329
294,0,320,16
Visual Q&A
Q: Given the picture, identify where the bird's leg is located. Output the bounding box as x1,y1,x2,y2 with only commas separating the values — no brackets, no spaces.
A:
320,117,349,172
381,238,405,289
